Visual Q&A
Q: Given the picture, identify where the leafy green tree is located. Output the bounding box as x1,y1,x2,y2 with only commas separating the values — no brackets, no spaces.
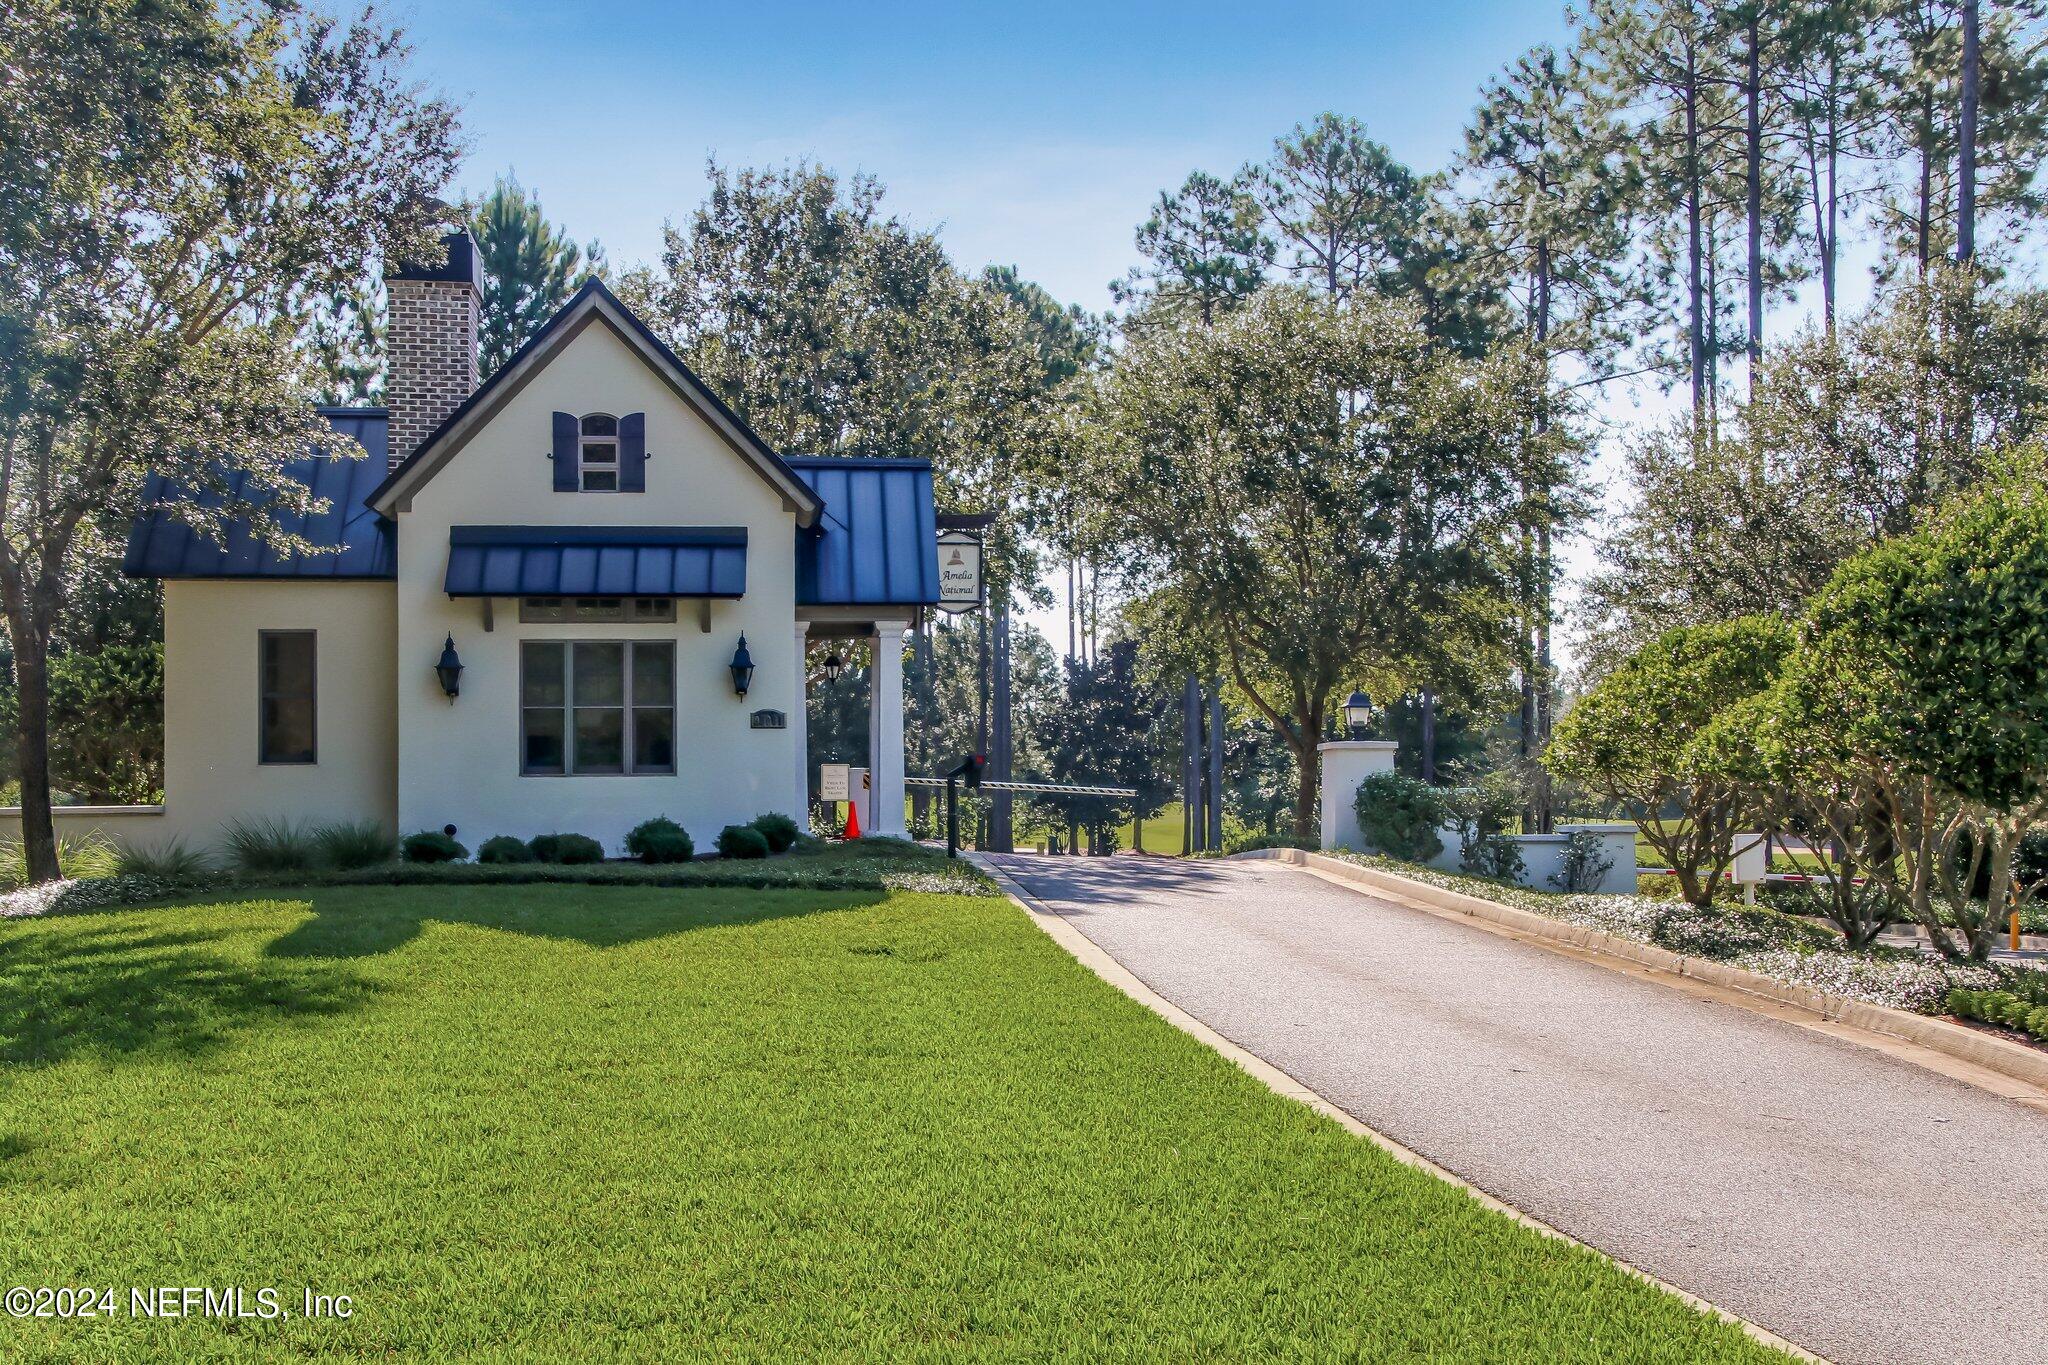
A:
0,0,459,880
1110,170,1274,328
1545,615,1792,905
1784,452,2048,957
1019,642,1171,851
300,271,385,404
1087,287,1547,839
470,172,604,376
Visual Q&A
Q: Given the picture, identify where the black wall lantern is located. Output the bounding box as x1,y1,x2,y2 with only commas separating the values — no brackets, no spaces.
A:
821,651,846,685
435,634,464,701
1342,689,1373,740
729,634,755,697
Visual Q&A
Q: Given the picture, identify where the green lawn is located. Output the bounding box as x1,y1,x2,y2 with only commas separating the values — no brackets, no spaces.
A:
0,877,1781,1361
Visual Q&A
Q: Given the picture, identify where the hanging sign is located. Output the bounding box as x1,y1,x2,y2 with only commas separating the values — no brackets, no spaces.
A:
936,529,984,614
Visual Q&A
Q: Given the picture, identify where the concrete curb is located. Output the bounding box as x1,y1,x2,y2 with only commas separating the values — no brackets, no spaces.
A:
1236,848,2048,1105
967,852,1821,1364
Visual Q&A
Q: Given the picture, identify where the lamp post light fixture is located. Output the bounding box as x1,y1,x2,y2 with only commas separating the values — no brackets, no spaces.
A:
730,634,756,697
1342,689,1373,740
821,651,846,685
435,634,464,702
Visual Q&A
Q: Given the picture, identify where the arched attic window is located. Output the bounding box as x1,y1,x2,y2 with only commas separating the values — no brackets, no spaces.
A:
551,411,646,493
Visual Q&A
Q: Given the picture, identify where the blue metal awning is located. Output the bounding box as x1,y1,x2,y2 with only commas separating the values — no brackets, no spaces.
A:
787,457,940,607
444,526,747,598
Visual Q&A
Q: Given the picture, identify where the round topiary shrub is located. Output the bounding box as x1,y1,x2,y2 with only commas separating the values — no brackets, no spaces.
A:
401,830,468,864
529,832,604,864
626,816,695,864
477,835,536,864
1352,772,1447,863
716,824,770,860
750,812,799,853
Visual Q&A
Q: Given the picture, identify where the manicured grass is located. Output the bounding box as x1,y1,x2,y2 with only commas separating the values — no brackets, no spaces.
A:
0,878,1782,1360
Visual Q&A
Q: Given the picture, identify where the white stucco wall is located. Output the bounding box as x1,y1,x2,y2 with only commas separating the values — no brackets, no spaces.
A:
394,318,801,853
156,578,398,849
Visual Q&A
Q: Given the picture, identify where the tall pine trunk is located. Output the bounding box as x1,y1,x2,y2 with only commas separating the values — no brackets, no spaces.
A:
1959,0,1980,264
1685,47,1708,427
1745,13,1765,372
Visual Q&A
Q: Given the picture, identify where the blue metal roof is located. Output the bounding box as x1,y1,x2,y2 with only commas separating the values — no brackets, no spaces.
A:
445,526,747,598
122,410,396,580
790,457,940,607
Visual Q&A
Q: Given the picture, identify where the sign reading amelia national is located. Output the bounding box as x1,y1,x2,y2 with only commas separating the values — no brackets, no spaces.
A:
936,529,983,614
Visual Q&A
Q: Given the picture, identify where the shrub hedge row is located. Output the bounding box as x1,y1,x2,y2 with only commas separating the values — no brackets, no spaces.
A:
1948,987,2048,1042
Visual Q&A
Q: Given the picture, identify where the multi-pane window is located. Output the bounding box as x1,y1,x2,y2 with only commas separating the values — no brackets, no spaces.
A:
259,630,316,764
521,641,675,775
518,597,677,624
579,413,618,491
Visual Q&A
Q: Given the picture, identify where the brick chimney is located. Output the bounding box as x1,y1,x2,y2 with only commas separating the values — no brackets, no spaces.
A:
385,228,482,470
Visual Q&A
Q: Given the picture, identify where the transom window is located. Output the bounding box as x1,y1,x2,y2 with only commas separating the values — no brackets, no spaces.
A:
579,413,618,492
521,641,675,775
519,597,677,624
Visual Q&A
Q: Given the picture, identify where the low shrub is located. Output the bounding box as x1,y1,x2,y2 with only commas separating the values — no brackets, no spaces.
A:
1222,829,1315,855
529,832,604,864
1550,829,1617,894
314,820,396,870
477,835,536,864
716,824,770,860
401,830,468,864
1353,772,1446,863
1947,987,2048,1041
750,812,799,853
626,817,695,864
223,818,319,875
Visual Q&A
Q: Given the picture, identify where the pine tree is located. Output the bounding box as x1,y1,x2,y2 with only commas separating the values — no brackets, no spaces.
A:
1111,171,1273,327
469,173,603,376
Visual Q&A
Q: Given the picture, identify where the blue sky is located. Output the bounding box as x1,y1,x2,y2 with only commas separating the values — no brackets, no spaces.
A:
400,1,1571,315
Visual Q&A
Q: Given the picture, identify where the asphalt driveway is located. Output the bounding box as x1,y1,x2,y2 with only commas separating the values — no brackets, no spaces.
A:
986,852,2048,1365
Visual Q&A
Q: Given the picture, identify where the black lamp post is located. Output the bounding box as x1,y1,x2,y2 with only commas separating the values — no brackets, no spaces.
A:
435,634,463,702
730,634,755,697
821,651,845,685
1342,689,1373,740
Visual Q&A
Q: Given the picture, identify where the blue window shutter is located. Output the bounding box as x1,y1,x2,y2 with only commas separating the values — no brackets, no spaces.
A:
620,413,647,492
552,412,577,492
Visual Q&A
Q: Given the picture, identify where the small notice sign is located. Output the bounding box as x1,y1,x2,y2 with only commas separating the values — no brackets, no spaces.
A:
750,709,786,729
818,764,850,802
936,529,983,614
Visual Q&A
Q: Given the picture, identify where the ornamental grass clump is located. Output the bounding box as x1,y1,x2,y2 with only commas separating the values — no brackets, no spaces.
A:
313,820,397,870
116,838,213,880
223,818,320,875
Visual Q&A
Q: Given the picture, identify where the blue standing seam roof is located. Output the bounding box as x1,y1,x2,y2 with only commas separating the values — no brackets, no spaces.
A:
788,457,940,607
121,410,396,580
444,526,747,598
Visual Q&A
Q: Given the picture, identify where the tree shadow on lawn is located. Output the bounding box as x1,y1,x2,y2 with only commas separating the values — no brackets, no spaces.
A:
0,918,377,1068
263,882,891,961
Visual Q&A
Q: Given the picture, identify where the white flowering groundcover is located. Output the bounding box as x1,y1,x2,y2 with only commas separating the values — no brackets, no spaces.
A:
1326,853,2028,1015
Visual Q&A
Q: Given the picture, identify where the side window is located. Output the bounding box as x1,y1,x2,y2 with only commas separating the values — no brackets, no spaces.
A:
521,640,674,775
579,414,618,492
259,630,317,764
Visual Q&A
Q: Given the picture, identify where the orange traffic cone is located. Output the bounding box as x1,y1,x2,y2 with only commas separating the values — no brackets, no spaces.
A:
843,798,861,840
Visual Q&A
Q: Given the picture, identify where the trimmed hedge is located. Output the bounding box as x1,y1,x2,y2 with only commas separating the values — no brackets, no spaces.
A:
626,817,695,864
477,835,536,865
1949,987,2048,1042
1353,772,1446,863
401,830,467,864
716,824,770,860
529,832,604,865
751,812,800,853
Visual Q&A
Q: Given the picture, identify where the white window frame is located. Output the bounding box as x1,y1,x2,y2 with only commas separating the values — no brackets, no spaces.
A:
578,412,619,493
519,639,676,776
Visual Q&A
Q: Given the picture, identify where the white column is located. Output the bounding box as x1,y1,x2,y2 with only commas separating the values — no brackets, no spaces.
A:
1317,740,1400,852
792,619,811,833
867,621,908,839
